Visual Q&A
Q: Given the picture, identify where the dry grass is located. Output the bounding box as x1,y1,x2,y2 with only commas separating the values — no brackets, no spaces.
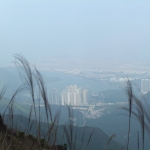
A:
122,79,150,150
0,54,131,150
0,55,97,150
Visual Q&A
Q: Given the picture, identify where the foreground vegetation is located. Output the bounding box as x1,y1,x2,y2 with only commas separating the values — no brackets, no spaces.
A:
0,55,124,150
0,54,149,150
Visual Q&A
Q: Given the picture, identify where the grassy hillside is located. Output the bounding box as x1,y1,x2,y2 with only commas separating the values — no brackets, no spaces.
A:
1,55,150,150
0,55,125,150
2,114,124,150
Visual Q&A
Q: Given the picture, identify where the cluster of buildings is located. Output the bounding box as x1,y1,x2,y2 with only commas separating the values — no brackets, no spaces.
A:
49,85,91,106
141,79,150,94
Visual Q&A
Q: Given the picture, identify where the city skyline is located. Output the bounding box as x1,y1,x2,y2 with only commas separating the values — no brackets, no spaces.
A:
49,85,91,106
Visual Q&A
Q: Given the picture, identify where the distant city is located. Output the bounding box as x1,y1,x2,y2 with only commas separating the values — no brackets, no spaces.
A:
48,79,150,106
49,85,90,106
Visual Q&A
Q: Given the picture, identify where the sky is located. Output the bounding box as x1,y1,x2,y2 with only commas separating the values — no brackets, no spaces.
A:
0,0,150,66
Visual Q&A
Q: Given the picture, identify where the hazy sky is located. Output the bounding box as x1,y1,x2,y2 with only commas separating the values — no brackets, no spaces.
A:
0,0,150,65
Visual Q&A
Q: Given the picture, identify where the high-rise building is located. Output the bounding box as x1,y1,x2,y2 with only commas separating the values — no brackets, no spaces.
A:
82,89,87,104
61,85,78,106
49,88,60,105
60,85,91,106
85,86,91,103
141,79,150,94
61,92,65,105
76,88,82,105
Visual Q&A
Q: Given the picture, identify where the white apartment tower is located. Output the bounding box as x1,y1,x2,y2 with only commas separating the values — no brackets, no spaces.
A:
141,79,150,94
61,85,90,106
82,89,87,103
49,88,60,105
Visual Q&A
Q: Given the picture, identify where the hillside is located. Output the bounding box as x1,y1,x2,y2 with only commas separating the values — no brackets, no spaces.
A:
3,114,124,150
